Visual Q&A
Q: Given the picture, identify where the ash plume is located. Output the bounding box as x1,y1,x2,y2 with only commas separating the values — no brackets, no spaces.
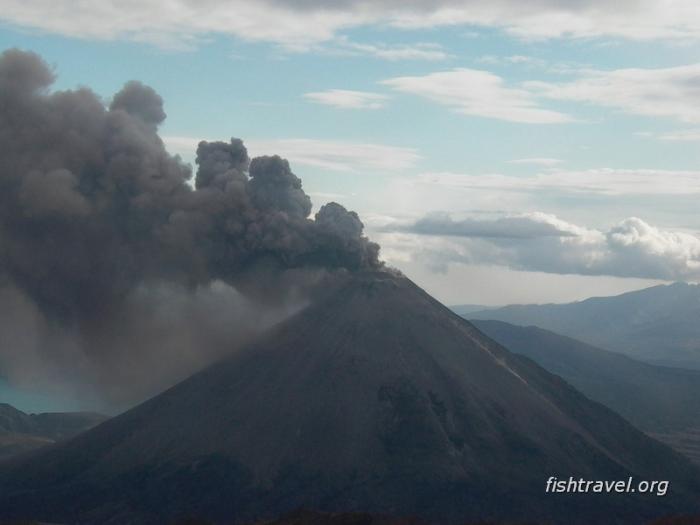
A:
0,48,382,410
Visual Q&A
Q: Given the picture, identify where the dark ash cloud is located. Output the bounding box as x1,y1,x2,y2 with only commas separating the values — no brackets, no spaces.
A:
0,48,382,410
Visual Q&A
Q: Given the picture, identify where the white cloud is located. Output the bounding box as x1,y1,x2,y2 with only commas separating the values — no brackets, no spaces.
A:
527,63,700,123
4,1,700,50
303,89,388,110
164,136,421,172
508,158,563,166
338,40,451,61
383,212,700,280
381,68,573,124
417,168,700,196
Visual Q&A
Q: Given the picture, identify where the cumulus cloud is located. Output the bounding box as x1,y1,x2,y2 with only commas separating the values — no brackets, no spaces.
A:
381,68,573,124
165,136,421,172
3,1,700,50
526,63,700,123
303,89,388,109
383,212,700,280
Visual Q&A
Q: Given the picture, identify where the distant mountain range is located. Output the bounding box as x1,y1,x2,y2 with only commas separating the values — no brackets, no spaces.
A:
0,403,107,460
470,282,700,369
471,320,700,464
0,272,698,524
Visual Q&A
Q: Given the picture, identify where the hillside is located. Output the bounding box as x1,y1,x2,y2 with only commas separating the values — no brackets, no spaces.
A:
471,320,700,463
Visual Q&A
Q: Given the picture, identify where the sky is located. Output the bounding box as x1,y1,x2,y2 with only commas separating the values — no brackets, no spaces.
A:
2,1,700,308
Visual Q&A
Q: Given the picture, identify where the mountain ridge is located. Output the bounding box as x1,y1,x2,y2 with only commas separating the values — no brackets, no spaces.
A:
469,282,700,369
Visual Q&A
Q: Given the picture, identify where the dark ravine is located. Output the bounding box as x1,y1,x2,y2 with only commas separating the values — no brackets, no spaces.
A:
0,272,698,524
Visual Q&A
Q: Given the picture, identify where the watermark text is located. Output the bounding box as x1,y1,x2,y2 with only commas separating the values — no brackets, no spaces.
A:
545,476,668,496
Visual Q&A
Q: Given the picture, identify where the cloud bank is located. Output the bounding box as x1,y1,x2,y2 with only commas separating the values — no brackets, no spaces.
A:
3,1,700,50
383,212,700,280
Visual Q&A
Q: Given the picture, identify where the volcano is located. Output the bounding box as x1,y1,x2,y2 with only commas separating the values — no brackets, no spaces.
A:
0,272,698,524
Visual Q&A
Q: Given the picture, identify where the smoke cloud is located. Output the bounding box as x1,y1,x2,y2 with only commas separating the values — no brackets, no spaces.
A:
0,48,382,411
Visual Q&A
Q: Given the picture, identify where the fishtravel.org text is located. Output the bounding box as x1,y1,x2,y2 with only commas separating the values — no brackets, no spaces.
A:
545,476,668,496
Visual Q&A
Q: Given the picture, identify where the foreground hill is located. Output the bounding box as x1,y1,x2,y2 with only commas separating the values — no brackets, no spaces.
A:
0,403,107,460
470,282,700,369
471,320,700,464
0,272,698,524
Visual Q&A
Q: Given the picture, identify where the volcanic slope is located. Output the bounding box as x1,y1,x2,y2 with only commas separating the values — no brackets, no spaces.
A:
0,272,698,524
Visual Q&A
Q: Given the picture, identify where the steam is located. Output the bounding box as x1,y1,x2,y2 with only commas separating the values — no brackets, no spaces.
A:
0,48,382,411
